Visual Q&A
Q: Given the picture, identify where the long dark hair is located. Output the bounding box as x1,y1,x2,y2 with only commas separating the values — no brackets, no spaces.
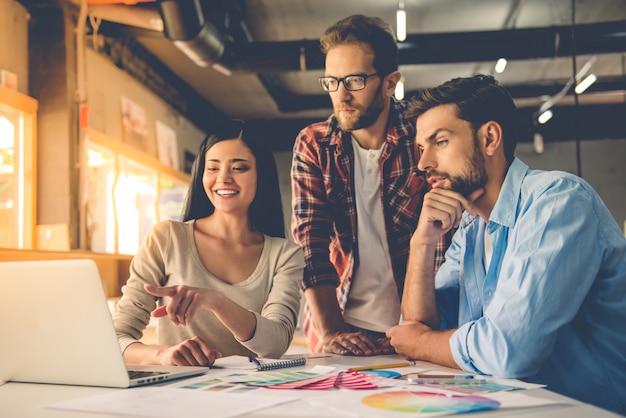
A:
181,119,285,238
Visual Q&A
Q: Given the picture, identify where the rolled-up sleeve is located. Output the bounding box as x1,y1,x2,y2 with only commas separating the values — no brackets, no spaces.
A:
449,177,606,377
290,127,341,289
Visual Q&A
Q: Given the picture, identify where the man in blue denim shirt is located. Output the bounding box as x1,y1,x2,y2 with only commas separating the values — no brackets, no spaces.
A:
387,74,626,414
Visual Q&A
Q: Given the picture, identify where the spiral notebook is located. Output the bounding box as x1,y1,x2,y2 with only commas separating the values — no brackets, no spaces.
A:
248,356,307,371
212,355,306,371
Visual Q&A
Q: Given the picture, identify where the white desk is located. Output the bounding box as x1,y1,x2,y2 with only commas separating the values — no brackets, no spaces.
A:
0,354,621,418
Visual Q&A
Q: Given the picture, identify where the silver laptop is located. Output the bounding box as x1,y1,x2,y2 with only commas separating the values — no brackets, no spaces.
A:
0,259,208,388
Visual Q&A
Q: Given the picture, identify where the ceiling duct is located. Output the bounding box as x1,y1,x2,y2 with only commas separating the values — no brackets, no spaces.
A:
92,7,626,75
169,19,626,73
157,0,224,68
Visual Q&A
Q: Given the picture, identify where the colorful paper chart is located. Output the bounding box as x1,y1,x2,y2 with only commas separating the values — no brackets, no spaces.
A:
361,390,500,414
267,370,392,390
221,370,320,386
361,369,402,379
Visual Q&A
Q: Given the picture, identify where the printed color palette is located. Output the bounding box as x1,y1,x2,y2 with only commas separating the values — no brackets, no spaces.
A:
362,391,500,414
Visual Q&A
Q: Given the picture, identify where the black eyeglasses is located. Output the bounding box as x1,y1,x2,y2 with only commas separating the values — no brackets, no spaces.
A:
319,73,379,92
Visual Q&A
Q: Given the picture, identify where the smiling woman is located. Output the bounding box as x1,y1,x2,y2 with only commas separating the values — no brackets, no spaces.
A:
112,119,305,367
182,120,285,237
202,138,258,218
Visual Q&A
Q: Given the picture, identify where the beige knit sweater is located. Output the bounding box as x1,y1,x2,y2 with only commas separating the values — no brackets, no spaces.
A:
113,220,304,359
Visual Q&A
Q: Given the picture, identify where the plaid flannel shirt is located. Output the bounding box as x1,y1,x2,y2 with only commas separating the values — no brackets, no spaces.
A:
291,99,450,351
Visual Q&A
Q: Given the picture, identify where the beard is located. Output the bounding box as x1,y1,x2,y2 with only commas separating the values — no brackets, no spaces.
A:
334,83,385,132
428,133,488,198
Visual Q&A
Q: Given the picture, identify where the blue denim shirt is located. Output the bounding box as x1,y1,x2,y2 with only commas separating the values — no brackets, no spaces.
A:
436,158,626,414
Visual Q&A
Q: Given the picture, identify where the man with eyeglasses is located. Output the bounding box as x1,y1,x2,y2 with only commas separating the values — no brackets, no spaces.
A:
291,14,450,355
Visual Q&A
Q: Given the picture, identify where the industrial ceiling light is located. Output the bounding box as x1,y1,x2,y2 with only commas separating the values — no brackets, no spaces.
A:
396,1,407,42
494,58,507,74
574,73,597,94
395,77,405,100
537,109,553,125
532,55,597,126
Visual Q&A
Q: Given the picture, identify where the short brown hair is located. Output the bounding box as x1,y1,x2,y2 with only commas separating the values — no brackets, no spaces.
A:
406,74,519,163
320,14,398,77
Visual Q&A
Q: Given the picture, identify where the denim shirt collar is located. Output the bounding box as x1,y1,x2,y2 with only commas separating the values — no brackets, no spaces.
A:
489,158,528,229
459,157,528,230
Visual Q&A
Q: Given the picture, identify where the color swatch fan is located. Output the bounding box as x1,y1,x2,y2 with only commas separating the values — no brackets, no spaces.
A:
361,391,500,415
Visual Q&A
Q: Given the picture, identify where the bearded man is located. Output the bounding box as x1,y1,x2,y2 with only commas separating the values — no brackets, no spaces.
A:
290,14,450,355
387,74,626,415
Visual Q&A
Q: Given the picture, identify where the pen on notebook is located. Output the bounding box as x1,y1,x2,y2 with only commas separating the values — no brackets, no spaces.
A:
248,356,262,368
349,362,412,371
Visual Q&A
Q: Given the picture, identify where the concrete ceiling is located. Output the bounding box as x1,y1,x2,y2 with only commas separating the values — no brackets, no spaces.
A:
84,0,626,147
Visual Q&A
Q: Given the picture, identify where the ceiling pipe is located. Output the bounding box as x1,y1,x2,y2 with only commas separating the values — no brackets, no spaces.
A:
86,16,626,115
183,19,626,73
157,0,224,68
396,20,626,66
92,7,626,74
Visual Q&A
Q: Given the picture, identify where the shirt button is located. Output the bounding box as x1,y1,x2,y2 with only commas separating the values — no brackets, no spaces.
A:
369,153,375,158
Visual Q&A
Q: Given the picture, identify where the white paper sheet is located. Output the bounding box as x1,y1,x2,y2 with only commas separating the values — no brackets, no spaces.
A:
258,386,562,418
45,386,296,418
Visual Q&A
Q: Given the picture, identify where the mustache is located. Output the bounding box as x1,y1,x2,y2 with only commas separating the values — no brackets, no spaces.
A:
426,171,448,180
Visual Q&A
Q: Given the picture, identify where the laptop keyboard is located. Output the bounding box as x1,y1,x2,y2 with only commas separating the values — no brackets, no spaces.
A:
128,370,168,380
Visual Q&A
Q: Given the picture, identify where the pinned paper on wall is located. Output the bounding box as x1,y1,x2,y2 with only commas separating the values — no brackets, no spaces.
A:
120,96,149,150
155,120,179,170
